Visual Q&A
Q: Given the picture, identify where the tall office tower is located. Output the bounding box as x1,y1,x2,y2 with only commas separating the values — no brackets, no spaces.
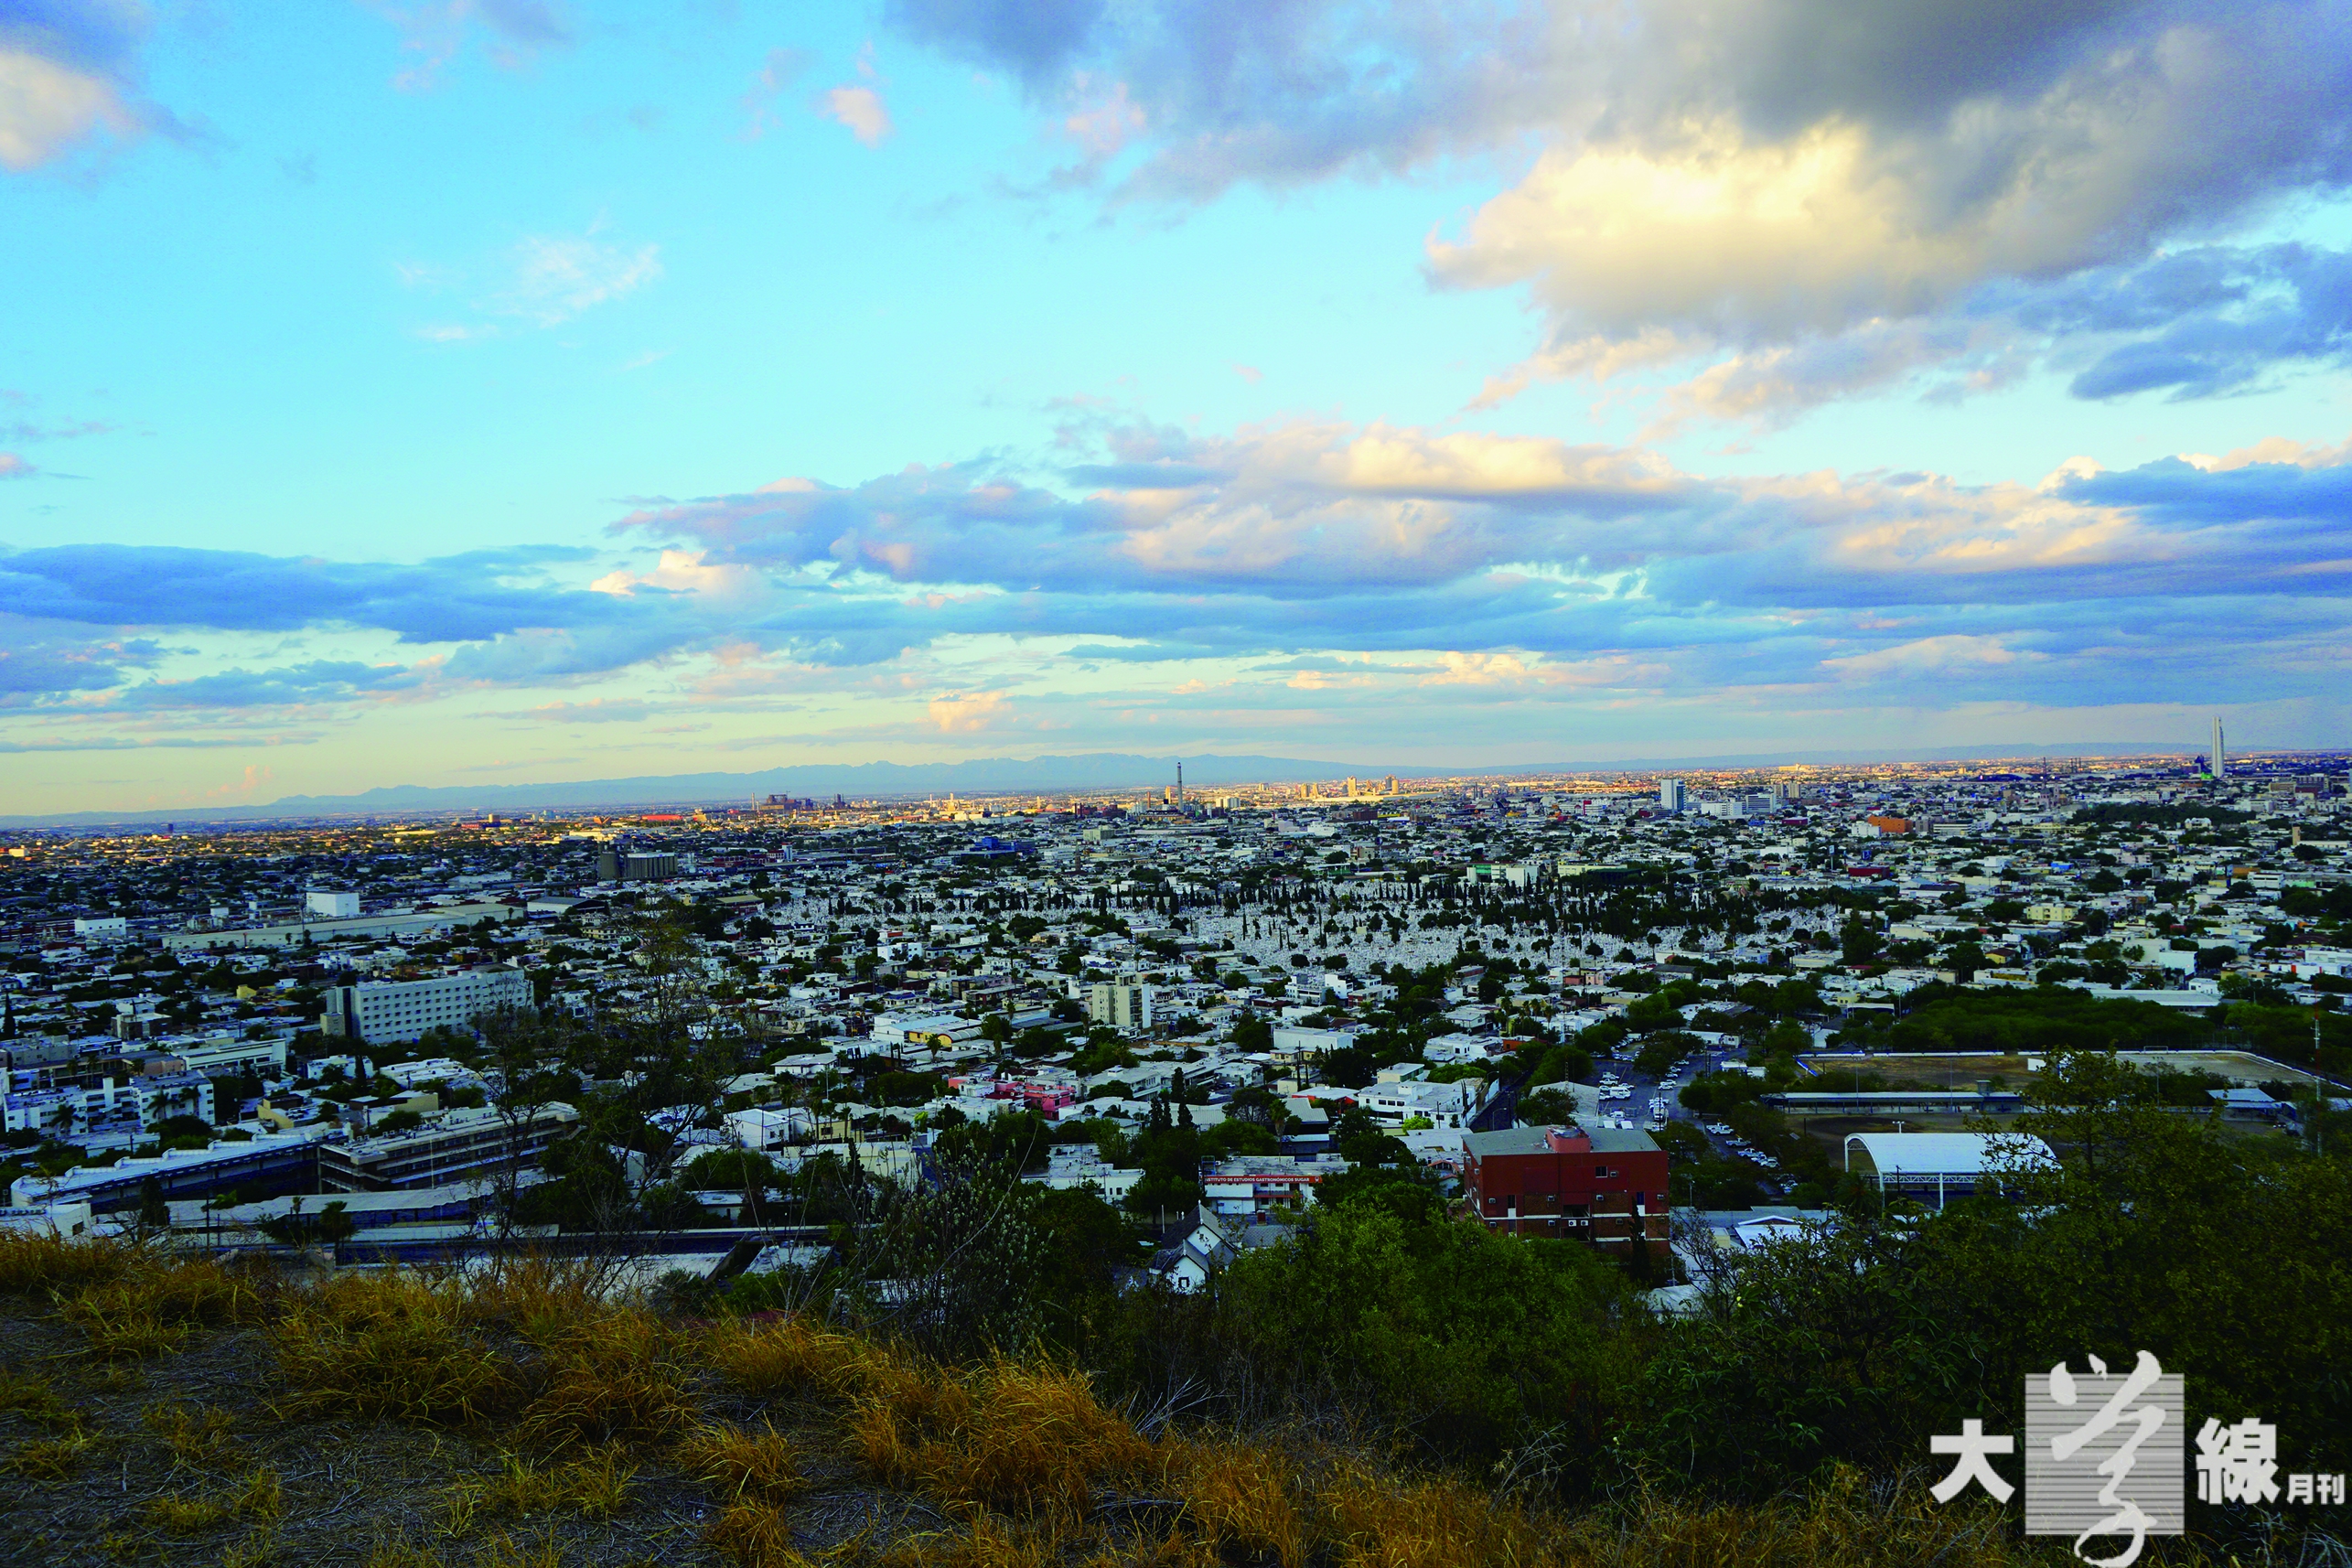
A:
1176,761,1184,805
2213,717,2227,779
1659,779,1688,813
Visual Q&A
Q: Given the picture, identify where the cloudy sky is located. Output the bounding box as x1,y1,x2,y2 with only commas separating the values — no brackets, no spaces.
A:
4,0,2350,814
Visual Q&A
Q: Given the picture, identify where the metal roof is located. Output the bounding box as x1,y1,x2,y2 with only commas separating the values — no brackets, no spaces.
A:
1843,1132,2054,1176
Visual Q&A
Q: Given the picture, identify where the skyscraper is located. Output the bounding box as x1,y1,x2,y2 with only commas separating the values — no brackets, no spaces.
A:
2213,717,2227,779
1659,779,1688,813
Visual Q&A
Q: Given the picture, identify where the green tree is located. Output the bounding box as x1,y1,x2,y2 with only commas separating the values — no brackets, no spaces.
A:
1214,1204,1630,1466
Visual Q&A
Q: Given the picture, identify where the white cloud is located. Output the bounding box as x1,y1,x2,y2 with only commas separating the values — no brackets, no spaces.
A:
1823,634,2038,680
0,45,140,171
500,233,663,326
928,690,1006,732
820,84,894,146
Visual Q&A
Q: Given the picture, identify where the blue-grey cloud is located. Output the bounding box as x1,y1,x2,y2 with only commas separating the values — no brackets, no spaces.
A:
109,660,422,711
887,0,1103,88
477,0,571,49
0,632,157,696
10,417,2352,718
0,0,143,75
2061,452,2352,525
1993,243,2352,401
0,543,629,643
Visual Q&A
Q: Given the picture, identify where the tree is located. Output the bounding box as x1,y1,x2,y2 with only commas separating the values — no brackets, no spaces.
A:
1214,1202,1627,1466
1839,916,1883,965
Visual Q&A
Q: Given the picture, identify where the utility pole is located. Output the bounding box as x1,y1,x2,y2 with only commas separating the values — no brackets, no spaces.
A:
2314,1017,2325,1158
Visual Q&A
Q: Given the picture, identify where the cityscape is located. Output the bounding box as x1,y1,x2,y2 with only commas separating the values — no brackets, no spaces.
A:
4,753,2352,1565
5,2,2351,1564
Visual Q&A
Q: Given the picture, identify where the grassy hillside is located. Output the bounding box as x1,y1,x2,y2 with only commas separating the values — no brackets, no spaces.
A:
0,1230,2259,1568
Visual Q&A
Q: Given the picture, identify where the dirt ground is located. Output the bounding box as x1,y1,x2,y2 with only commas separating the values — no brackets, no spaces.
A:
1798,1055,2032,1091
0,1297,951,1567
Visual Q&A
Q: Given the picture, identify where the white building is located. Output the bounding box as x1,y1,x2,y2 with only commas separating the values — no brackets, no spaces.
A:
1030,1143,1143,1203
318,966,532,1045
872,1013,984,1052
306,889,360,919
72,917,128,941
1659,779,1688,813
1354,1076,1492,1130
726,1105,817,1152
1087,982,1153,1029
1842,1132,2056,1207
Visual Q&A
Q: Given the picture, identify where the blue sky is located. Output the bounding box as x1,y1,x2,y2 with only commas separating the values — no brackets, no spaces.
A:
4,0,2351,814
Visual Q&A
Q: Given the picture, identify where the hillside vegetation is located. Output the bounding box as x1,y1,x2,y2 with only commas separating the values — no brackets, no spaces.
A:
0,1052,2345,1566
0,1233,2144,1568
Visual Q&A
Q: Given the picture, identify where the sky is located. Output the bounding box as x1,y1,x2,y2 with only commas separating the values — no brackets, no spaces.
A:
3,0,2351,816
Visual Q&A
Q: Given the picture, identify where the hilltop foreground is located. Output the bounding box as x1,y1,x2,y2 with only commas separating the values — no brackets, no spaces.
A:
0,1232,2274,1568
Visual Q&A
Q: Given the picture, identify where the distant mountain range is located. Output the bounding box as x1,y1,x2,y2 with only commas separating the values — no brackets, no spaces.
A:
0,742,2249,830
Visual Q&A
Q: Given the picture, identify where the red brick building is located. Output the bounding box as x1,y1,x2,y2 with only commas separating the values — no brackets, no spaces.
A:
1463,1124,1670,1257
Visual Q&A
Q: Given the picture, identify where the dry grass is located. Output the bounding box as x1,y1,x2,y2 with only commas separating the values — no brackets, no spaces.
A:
0,1239,2250,1568
5,1424,95,1477
1168,1440,1305,1568
1077,1536,1218,1568
850,1358,1158,1523
1320,1461,1547,1568
441,1444,638,1530
478,1535,575,1568
879,1515,1060,1568
271,1270,520,1426
238,1462,288,1522
368,1527,593,1568
0,1230,133,1297
273,1261,699,1452
0,1364,76,1427
144,1399,248,1470
139,1488,234,1534
1547,1468,2072,1568
61,1252,267,1359
677,1419,808,1507
705,1313,894,1402
134,1464,285,1536
703,1498,816,1568
512,1305,699,1450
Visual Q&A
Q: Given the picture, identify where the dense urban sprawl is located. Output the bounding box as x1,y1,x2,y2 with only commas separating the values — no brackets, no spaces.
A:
2,749,2347,1290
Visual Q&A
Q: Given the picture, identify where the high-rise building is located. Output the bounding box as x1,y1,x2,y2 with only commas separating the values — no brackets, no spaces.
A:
2212,717,2227,779
1659,779,1688,813
319,966,532,1045
1086,982,1154,1030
